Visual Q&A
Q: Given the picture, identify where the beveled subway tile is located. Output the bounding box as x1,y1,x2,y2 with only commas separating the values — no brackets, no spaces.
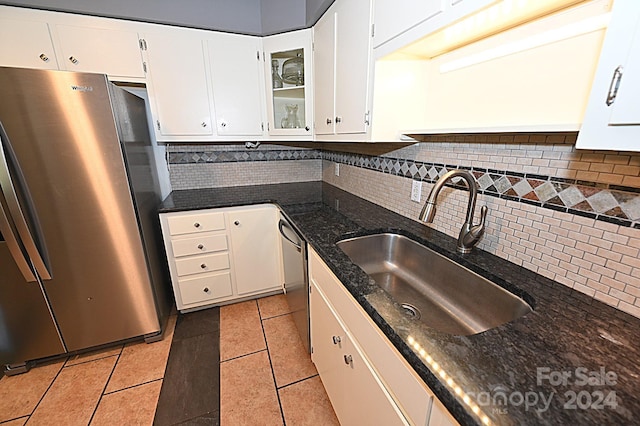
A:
279,376,339,426
257,294,291,319
28,356,116,426
0,360,65,423
263,314,317,388
65,345,123,367
104,315,176,393
220,351,282,425
220,300,266,361
90,380,162,426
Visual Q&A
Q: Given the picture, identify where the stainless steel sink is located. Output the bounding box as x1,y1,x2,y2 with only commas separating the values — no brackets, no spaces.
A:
337,233,532,335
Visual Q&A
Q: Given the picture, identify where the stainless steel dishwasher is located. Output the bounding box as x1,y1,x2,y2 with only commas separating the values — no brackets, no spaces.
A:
278,213,310,353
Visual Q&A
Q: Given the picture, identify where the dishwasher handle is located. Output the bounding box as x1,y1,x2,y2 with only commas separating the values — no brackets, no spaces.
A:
278,219,302,250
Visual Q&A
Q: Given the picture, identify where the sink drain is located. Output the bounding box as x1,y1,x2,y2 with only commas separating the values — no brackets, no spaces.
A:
401,303,421,320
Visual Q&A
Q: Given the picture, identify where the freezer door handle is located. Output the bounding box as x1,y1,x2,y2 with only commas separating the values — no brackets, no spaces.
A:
0,194,37,282
0,121,52,280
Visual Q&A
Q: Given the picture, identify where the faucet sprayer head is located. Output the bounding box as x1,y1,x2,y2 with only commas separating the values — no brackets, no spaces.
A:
419,201,437,223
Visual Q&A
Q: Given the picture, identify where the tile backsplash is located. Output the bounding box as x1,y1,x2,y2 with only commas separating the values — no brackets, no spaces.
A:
167,143,322,190
322,133,640,319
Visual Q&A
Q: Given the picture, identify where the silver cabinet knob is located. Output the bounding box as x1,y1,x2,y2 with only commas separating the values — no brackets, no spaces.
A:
234,221,240,226
201,122,207,127
332,336,341,345
194,222,201,228
203,287,210,293
197,244,204,250
305,126,310,131
68,56,78,64
326,118,332,125
200,263,207,269
335,116,342,123
39,53,49,62
344,354,353,366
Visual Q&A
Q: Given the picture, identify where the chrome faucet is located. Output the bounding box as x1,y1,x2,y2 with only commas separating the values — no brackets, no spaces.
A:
419,169,488,254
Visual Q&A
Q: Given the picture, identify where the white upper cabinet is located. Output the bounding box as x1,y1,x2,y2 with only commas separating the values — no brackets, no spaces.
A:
51,25,144,78
142,29,214,139
0,17,58,70
313,0,373,140
372,0,444,49
313,10,336,136
207,33,266,137
577,0,640,151
0,8,143,80
263,29,313,139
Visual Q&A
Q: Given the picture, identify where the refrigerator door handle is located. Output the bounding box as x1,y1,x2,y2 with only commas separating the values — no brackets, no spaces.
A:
0,194,37,282
0,121,52,280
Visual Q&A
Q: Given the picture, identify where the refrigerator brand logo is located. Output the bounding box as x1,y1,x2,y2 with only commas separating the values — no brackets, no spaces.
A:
70,85,93,92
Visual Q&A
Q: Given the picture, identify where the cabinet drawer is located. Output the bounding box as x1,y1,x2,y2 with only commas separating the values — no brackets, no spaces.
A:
171,234,228,257
175,253,230,276
167,211,225,235
178,272,233,305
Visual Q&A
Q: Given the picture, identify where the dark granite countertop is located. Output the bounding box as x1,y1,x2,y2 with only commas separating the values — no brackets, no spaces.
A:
159,181,640,426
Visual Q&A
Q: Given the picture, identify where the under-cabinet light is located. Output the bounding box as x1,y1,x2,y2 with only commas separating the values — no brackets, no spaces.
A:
399,0,595,60
439,11,611,73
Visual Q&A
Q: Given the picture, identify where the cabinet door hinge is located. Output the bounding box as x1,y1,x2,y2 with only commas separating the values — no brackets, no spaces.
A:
365,111,370,126
371,24,375,38
139,39,147,51
262,51,266,62
143,62,147,73
261,122,264,131
257,50,260,61
267,122,270,131
156,120,161,131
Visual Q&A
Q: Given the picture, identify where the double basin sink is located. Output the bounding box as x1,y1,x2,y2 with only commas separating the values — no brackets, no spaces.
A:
337,233,532,336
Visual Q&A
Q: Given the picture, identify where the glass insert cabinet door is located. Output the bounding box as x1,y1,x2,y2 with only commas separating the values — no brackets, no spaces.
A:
263,29,313,138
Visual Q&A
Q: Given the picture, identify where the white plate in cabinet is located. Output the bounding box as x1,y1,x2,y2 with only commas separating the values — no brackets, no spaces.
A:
175,253,230,277
166,211,225,235
171,234,228,257
178,272,233,305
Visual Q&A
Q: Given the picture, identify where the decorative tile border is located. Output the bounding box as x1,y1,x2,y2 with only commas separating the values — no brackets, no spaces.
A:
323,151,640,228
168,149,321,164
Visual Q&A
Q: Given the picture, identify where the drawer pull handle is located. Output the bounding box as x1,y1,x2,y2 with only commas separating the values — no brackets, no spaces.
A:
200,263,207,269
69,56,79,64
344,354,353,366
606,65,624,106
197,244,204,250
39,53,49,62
326,118,332,125
194,222,201,228
332,336,341,345
203,287,210,293
234,221,240,226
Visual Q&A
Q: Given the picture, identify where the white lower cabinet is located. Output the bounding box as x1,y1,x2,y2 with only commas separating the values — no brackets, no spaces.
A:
160,204,283,311
309,248,459,426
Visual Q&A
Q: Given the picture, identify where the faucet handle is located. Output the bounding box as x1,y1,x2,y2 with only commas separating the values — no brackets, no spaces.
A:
477,205,488,228
459,205,488,253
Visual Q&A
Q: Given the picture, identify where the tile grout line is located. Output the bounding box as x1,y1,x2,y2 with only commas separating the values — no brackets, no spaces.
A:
219,348,268,364
102,377,164,396
23,356,70,425
256,300,288,426
85,344,124,426
275,373,320,391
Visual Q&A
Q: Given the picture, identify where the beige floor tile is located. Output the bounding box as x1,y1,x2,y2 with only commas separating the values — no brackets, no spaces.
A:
220,300,266,361
65,345,123,367
0,360,65,423
279,376,339,426
90,380,162,426
257,294,291,319
27,356,116,426
104,315,176,393
220,351,282,426
263,314,317,387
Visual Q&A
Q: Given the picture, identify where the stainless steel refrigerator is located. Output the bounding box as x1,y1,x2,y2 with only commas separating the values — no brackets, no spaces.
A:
0,67,171,375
